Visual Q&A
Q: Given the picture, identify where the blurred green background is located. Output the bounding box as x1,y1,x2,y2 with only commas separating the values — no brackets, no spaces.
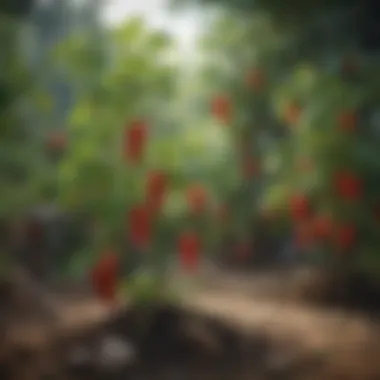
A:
1,0,380,292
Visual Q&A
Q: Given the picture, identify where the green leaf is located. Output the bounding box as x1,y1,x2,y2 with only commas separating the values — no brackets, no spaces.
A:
111,17,146,46
147,31,172,51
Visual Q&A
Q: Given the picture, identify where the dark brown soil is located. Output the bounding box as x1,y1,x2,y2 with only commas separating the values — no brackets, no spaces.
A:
2,268,380,380
4,302,379,380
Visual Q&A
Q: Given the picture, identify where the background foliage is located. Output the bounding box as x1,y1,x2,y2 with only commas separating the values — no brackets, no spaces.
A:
2,0,380,291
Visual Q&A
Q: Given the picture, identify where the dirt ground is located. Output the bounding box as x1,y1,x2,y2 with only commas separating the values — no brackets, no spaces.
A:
2,267,380,380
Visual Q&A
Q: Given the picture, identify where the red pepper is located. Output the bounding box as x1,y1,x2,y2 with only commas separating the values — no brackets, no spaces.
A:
178,230,200,273
289,194,310,221
211,95,232,124
186,184,208,214
334,224,356,250
146,170,168,213
91,251,119,302
123,120,147,163
313,215,333,240
334,171,362,200
129,204,151,249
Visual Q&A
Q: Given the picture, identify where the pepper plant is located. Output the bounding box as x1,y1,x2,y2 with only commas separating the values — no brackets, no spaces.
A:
55,18,233,298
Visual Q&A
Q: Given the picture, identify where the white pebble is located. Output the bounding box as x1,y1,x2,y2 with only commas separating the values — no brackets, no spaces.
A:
98,336,136,369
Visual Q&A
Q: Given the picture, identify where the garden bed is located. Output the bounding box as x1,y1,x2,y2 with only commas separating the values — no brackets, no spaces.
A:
2,269,380,380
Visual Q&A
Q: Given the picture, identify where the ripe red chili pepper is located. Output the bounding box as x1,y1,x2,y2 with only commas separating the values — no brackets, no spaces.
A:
123,120,147,163
91,251,119,302
313,215,333,240
186,184,208,214
129,204,151,249
211,95,232,124
334,171,362,200
146,170,168,213
178,230,200,273
289,194,310,221
334,224,356,250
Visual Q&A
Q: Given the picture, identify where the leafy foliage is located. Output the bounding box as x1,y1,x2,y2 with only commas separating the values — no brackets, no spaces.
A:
56,18,235,280
188,1,380,276
0,14,54,217
3,0,380,300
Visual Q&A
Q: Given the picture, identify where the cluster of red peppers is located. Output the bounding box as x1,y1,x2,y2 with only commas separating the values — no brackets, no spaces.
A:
89,60,376,301
287,105,364,253
210,66,367,260
290,192,358,252
90,119,219,301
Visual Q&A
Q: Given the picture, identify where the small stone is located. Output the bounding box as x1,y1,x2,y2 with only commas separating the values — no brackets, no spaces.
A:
97,336,136,370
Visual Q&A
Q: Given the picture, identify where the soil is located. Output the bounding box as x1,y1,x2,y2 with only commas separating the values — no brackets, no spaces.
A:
2,267,380,380
197,265,380,314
